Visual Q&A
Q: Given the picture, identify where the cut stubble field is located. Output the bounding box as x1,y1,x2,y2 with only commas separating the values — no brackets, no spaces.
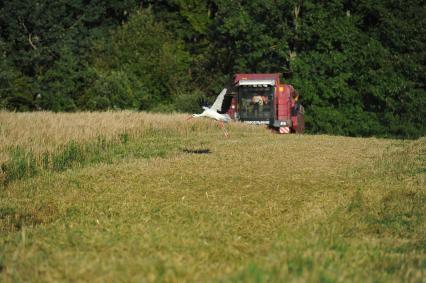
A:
0,111,425,282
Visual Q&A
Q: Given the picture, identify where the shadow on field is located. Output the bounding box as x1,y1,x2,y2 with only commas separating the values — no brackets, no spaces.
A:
182,148,211,154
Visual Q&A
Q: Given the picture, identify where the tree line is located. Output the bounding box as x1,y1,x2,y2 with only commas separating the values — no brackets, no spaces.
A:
1,0,425,138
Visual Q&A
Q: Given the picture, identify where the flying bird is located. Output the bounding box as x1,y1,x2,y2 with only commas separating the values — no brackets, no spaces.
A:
187,88,231,137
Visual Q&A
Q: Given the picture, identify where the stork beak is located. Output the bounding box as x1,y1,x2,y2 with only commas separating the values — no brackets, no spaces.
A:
186,116,193,120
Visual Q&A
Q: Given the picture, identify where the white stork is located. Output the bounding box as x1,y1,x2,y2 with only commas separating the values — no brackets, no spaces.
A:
188,88,231,137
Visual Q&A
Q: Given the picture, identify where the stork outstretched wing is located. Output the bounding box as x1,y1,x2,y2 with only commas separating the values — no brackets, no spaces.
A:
210,88,227,112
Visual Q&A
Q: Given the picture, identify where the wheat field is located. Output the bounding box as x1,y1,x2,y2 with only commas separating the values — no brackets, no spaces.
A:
0,111,425,282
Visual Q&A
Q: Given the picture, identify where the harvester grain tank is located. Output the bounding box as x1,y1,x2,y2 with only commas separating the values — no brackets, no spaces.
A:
220,73,304,134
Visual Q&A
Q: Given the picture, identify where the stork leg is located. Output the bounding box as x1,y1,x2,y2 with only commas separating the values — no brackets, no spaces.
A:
219,122,229,138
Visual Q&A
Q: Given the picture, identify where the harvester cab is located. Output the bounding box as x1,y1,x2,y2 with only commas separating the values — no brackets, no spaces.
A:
220,73,304,134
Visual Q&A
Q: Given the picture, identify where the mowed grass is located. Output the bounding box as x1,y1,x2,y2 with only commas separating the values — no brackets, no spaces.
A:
0,111,424,282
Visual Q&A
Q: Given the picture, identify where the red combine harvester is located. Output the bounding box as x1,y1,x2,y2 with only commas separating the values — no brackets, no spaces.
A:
220,73,304,134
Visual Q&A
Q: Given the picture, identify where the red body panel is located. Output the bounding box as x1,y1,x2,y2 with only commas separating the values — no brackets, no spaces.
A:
277,84,291,120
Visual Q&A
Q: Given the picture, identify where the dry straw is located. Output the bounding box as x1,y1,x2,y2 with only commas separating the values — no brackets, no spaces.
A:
0,111,424,282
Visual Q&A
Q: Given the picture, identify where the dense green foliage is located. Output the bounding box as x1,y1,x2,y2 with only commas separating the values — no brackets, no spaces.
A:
1,0,425,138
